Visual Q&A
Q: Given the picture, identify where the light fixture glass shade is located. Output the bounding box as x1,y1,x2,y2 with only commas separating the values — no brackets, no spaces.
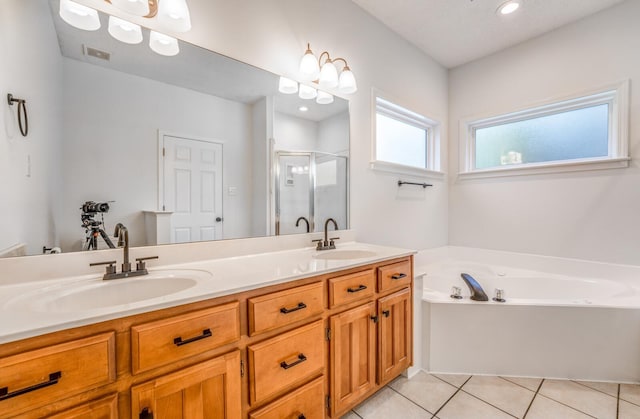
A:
338,67,357,94
157,0,192,32
316,90,334,105
110,0,150,16
498,1,520,14
59,0,100,31
299,84,317,100
149,31,180,56
278,77,298,94
299,48,320,82
108,16,143,44
318,61,339,89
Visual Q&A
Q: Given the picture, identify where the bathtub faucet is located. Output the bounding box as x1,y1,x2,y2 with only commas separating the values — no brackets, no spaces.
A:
460,273,489,301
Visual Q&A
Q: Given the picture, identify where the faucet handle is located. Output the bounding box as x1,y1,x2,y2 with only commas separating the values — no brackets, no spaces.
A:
90,260,117,275
312,239,324,250
135,256,159,271
329,237,340,247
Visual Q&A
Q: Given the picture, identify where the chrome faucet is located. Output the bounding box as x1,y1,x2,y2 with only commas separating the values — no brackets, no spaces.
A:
295,216,310,233
90,223,158,280
313,218,340,251
460,273,489,301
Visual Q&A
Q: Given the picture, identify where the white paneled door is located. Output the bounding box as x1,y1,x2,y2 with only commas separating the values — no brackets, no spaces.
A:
162,135,223,243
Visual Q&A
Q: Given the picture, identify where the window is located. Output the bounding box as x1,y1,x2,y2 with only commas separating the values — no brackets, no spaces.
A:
460,82,629,177
372,95,442,176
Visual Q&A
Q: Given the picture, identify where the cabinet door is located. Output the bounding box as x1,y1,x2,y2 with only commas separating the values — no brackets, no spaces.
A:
378,288,412,383
131,351,241,419
330,302,376,416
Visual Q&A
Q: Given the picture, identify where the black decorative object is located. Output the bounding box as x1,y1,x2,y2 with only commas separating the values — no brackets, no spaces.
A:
7,94,28,137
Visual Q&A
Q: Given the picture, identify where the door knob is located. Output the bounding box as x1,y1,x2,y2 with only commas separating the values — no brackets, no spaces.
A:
215,217,223,222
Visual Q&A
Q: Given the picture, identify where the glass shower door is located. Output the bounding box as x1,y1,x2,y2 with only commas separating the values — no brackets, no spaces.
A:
275,153,313,235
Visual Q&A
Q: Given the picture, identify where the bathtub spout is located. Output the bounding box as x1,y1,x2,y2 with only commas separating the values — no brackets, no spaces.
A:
460,273,489,301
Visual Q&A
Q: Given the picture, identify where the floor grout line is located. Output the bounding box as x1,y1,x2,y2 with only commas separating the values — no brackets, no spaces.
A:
351,409,364,419
522,378,545,418
500,376,542,393
386,384,436,416
572,380,620,399
459,389,519,418
534,393,598,418
617,384,620,419
431,375,473,418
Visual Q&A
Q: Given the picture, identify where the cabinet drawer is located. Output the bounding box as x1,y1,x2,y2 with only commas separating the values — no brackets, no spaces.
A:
49,394,118,419
249,282,324,336
249,376,324,419
248,320,324,405
131,301,240,374
378,260,412,292
0,332,116,418
328,269,375,308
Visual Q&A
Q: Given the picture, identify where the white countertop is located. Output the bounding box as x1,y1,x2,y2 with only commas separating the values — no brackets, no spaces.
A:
0,242,414,344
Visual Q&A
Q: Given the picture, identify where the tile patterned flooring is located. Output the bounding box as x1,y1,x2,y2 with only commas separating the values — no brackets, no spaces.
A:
340,372,640,419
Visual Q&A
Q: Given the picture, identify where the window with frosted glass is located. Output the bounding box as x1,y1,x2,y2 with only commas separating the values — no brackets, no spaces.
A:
474,104,610,169
376,113,428,169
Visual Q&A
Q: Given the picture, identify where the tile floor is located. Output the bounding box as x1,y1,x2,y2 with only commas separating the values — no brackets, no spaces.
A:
341,372,640,419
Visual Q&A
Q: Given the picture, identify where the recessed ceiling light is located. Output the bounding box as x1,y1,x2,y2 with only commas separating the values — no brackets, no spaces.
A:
299,106,309,112
498,0,520,15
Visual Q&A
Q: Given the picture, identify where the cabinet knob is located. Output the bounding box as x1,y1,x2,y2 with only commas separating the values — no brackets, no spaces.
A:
139,407,153,419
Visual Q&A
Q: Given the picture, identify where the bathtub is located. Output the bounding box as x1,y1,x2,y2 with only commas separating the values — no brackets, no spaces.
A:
417,247,640,383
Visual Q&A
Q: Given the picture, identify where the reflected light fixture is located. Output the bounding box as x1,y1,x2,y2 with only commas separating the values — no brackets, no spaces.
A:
279,77,299,94
497,0,520,15
149,31,180,56
316,90,334,105
108,16,143,44
298,106,309,112
299,84,318,100
59,0,101,31
157,0,192,33
298,43,357,94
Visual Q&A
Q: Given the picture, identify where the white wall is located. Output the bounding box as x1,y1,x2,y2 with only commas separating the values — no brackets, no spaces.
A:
79,0,450,251
273,112,318,152
0,0,63,256
60,58,254,250
318,112,350,155
448,0,640,265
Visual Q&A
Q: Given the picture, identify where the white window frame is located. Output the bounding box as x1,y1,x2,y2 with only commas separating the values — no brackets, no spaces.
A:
459,80,630,179
371,90,444,178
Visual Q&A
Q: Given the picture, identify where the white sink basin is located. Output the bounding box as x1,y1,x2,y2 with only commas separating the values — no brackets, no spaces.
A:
6,269,210,312
313,249,377,260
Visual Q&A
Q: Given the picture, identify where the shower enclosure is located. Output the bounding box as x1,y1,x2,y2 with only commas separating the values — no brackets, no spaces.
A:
274,151,348,236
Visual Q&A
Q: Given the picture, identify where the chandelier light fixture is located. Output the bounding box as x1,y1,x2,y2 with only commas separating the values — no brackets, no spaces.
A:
279,42,357,105
59,0,191,56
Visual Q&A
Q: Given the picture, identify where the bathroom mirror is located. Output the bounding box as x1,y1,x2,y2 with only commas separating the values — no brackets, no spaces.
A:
0,0,349,257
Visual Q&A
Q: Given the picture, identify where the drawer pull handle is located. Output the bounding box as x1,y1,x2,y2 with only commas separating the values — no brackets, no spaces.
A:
173,328,212,346
299,415,306,419
391,273,407,280
382,310,390,318
0,371,61,401
280,353,307,370
347,284,367,293
139,407,154,419
280,302,307,314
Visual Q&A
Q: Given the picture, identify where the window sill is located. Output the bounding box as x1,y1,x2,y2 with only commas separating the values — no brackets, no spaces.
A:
458,157,630,179
370,160,446,179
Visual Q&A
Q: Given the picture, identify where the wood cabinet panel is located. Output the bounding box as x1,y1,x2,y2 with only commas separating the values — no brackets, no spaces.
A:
248,282,324,336
377,260,412,292
329,302,376,416
131,301,240,374
0,332,115,418
248,320,324,405
328,269,375,308
378,288,412,383
248,376,324,419
131,350,241,419
48,394,118,419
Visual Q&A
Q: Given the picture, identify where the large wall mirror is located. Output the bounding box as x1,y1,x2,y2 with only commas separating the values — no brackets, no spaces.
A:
0,0,349,257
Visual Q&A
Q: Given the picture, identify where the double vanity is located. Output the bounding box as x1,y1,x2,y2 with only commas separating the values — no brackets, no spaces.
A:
0,242,414,418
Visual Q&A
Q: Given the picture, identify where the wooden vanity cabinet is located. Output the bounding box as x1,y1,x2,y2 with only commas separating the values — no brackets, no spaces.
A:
0,254,413,419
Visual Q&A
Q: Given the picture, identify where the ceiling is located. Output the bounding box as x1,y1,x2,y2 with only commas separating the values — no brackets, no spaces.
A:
351,0,626,68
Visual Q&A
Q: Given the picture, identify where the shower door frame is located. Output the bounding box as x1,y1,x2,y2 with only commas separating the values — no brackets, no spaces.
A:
274,151,316,236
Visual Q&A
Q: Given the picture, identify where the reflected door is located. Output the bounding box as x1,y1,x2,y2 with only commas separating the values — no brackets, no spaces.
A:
162,135,223,243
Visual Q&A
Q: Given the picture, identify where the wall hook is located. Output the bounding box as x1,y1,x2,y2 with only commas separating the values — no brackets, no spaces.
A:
7,93,28,137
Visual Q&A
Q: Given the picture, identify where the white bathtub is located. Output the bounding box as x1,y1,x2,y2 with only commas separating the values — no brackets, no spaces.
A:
417,248,640,383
